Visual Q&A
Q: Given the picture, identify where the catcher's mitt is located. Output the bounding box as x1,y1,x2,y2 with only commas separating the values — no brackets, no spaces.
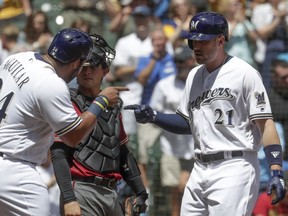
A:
124,193,148,216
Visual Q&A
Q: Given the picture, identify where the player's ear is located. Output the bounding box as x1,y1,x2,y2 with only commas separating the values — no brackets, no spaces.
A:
101,63,109,77
217,35,225,47
72,59,82,69
102,67,109,78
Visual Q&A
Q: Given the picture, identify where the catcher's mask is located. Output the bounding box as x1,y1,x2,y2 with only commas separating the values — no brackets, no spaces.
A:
84,34,116,71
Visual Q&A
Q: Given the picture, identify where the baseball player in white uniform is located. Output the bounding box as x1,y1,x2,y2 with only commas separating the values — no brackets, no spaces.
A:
0,28,127,216
125,12,286,216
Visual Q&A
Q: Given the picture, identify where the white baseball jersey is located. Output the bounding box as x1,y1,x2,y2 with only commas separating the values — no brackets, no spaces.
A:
0,52,81,165
177,56,272,154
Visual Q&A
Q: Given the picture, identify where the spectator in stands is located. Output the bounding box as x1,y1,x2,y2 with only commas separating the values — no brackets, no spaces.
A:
147,0,170,22
60,0,120,46
190,0,209,15
253,184,288,215
258,52,288,192
134,26,177,191
111,5,157,190
149,44,196,216
109,0,151,43
251,0,288,87
70,18,91,34
162,0,194,48
0,0,32,31
220,0,258,68
22,10,53,54
135,27,177,105
0,24,32,57
109,0,135,40
267,53,288,163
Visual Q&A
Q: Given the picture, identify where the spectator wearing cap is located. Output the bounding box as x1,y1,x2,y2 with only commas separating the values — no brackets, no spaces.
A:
257,52,288,192
109,1,154,42
148,44,197,216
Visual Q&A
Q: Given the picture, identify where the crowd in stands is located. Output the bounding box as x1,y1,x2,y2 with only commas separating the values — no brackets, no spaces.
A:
1,0,288,215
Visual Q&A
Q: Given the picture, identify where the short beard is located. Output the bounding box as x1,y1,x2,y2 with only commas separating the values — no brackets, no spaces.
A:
69,66,82,83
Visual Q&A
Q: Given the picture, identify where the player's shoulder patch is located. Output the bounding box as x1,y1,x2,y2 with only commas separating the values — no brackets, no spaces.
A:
254,91,266,106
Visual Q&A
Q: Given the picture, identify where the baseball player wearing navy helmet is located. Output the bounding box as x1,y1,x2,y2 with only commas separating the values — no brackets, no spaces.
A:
125,12,286,216
0,28,128,215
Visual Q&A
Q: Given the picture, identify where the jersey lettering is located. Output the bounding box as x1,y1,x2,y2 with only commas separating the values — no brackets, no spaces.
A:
189,88,235,110
3,58,30,90
0,78,14,123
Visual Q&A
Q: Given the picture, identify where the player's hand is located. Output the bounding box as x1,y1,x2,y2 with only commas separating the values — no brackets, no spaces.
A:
134,192,148,215
99,86,129,107
124,192,148,216
64,201,82,216
267,170,286,205
124,104,157,123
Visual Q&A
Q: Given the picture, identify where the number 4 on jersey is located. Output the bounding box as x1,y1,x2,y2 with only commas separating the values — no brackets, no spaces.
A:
0,78,14,123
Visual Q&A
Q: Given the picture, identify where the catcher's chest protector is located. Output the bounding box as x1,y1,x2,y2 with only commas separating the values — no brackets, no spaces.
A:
70,89,122,173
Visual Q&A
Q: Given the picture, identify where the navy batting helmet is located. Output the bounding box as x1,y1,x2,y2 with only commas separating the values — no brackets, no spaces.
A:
48,28,93,63
84,34,115,70
184,12,229,49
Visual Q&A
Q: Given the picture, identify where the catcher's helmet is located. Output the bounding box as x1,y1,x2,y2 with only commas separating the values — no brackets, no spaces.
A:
84,34,116,70
185,12,229,49
48,28,93,63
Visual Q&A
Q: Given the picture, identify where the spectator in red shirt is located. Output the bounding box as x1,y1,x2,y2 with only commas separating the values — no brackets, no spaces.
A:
253,189,288,216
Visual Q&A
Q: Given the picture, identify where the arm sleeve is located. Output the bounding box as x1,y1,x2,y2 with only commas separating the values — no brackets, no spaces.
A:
50,142,77,203
120,144,146,195
154,112,191,134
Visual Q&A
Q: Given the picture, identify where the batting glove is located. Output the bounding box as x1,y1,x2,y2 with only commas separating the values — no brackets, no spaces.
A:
267,170,286,205
124,104,157,124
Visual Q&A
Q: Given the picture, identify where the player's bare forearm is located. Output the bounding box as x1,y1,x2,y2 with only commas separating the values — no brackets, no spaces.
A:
256,118,283,171
256,119,281,147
